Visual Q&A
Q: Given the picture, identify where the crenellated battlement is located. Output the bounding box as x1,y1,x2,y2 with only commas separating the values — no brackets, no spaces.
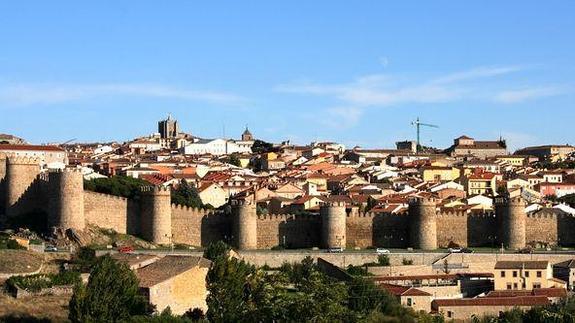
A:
84,190,129,201
320,201,346,207
5,156,41,165
437,209,469,217
495,196,526,206
468,211,496,218
230,199,253,206
409,196,437,206
140,185,171,194
170,203,211,215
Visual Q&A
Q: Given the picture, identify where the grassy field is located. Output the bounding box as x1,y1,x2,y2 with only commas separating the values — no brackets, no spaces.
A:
0,292,70,322
0,250,43,274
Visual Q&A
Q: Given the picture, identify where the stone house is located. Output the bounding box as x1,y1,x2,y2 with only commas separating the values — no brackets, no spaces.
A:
493,261,567,291
136,256,212,315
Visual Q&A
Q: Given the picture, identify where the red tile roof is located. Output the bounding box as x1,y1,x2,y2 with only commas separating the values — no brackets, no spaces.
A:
0,144,65,152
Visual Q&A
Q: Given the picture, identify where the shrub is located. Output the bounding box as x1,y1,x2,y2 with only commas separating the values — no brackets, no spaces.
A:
378,254,390,266
6,239,26,250
7,271,81,292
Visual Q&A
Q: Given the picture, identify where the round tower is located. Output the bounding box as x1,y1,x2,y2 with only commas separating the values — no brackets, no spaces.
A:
141,186,172,245
232,200,257,250
496,197,526,250
320,202,347,249
409,197,437,250
48,168,85,231
0,154,6,183
5,156,41,217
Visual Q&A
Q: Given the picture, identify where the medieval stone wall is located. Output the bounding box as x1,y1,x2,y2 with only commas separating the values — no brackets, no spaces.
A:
83,191,139,235
256,214,321,249
171,205,231,247
526,212,558,246
436,211,468,248
467,213,498,247
346,213,374,248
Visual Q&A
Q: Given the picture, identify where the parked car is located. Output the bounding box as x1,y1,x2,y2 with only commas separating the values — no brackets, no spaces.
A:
448,247,462,253
376,248,390,254
118,246,135,253
327,247,344,253
461,248,473,253
44,245,58,252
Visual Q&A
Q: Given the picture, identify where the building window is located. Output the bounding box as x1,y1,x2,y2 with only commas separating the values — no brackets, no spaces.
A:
447,311,452,318
522,283,526,289
513,283,518,289
407,298,412,306
513,271,518,277
533,283,541,289
537,271,542,278
507,283,512,290
501,271,506,277
525,271,529,277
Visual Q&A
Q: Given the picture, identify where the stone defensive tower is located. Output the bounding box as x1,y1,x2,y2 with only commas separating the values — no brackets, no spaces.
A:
140,186,172,245
409,197,437,250
232,200,257,250
496,197,526,250
4,156,41,217
48,168,85,231
320,202,347,249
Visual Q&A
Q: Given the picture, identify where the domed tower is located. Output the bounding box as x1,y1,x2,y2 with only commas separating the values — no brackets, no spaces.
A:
48,168,85,231
232,200,257,250
496,197,526,250
320,202,347,249
140,186,172,245
4,156,41,217
409,197,437,250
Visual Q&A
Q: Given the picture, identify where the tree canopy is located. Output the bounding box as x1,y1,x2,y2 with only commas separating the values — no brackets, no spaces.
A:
69,255,151,322
84,175,148,199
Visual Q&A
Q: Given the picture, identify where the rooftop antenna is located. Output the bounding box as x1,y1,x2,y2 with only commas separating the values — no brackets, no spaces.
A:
411,117,439,152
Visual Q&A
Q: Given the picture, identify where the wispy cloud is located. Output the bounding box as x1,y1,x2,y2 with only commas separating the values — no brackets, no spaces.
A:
0,83,247,106
431,65,523,84
494,86,570,103
277,65,573,109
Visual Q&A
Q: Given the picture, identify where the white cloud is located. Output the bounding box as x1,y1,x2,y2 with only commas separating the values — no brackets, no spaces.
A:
276,65,528,108
277,65,573,113
0,83,247,106
494,86,568,103
431,66,523,84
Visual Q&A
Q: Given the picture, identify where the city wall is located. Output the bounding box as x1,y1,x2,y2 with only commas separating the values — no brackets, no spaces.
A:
2,157,575,251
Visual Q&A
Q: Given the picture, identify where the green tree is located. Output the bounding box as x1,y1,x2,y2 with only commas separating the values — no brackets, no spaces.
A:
226,154,242,167
251,139,274,154
206,255,258,322
69,255,150,322
171,180,205,208
366,197,378,212
203,241,231,262
84,175,148,199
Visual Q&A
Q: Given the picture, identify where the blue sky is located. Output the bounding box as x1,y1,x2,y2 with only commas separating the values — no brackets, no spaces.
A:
1,1,574,151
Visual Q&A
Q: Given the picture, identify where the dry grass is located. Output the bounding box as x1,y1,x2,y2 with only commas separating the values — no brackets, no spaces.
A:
0,292,70,322
0,250,43,274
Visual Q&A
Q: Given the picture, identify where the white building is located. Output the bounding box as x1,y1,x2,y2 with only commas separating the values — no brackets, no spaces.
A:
0,144,68,169
182,138,253,156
